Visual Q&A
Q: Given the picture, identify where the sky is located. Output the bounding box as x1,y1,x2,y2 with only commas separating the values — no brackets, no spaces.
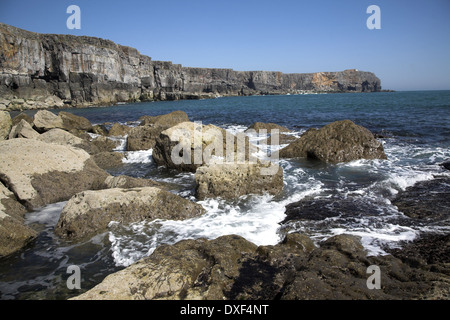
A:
1,0,449,91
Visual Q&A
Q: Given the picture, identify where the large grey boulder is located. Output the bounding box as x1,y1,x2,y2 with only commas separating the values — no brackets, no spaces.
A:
0,182,37,257
58,111,93,132
126,111,190,151
126,125,161,151
138,110,190,127
279,120,387,163
8,119,40,139
33,110,64,132
108,123,131,137
36,128,100,154
55,187,206,240
0,111,12,140
195,161,283,200
0,138,108,209
153,121,254,172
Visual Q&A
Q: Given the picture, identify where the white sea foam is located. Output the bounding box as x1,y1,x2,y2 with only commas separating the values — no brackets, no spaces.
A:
111,136,127,151
122,148,153,164
105,127,450,266
108,173,324,267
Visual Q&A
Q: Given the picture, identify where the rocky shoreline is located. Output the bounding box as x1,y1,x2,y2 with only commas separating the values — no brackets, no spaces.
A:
0,23,382,112
1,109,449,300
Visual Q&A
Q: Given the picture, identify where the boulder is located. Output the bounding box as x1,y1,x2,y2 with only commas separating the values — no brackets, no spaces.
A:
126,111,190,151
126,125,160,151
0,138,109,209
91,124,109,136
392,177,450,221
195,161,283,200
58,111,93,132
33,110,64,132
245,122,296,145
91,152,124,169
279,120,387,163
281,196,387,224
71,235,258,300
245,122,291,133
108,123,131,137
138,110,189,127
36,128,99,154
103,175,169,190
0,182,37,257
153,121,254,172
73,232,449,300
8,119,40,139
55,187,206,240
90,136,120,153
11,112,33,126
0,111,12,140
440,160,450,171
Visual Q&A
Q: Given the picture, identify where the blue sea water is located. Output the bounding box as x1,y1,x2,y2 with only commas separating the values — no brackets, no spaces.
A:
1,91,449,299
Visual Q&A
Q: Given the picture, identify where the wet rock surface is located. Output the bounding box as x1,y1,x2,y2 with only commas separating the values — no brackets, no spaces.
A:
195,161,283,200
55,187,206,240
0,138,109,209
392,177,450,222
279,120,387,163
0,183,36,257
72,233,450,300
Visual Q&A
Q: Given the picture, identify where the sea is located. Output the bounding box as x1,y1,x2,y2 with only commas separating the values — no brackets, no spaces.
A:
0,90,449,299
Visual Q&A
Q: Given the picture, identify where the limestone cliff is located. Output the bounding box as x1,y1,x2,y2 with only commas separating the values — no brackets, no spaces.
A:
0,23,381,111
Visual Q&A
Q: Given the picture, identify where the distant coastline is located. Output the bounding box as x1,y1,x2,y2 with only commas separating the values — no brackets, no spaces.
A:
1,23,382,112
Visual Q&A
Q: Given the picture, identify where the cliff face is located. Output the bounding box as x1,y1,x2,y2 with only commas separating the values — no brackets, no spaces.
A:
0,23,381,110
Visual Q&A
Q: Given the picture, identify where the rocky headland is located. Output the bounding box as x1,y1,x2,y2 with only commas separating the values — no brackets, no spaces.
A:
0,23,382,111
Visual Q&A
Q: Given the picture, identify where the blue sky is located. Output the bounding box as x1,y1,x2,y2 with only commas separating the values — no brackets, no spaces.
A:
1,0,449,91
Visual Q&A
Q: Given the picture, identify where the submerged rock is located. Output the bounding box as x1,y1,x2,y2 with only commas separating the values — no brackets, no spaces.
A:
55,187,206,240
279,120,387,163
72,233,449,300
195,161,283,200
